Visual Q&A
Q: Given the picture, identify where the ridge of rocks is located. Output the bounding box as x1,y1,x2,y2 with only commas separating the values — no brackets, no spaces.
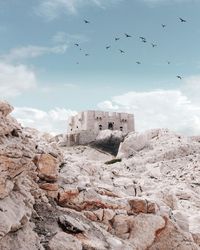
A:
0,101,200,250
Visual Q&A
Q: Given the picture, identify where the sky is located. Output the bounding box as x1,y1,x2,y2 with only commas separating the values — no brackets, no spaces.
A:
1,0,200,135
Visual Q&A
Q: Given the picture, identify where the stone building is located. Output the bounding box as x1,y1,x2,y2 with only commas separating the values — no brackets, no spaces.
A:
66,110,135,146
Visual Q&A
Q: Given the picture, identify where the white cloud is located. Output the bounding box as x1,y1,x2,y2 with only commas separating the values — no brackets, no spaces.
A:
140,0,198,6
13,107,77,135
36,0,122,20
1,44,68,62
52,31,89,44
98,87,200,136
0,63,37,97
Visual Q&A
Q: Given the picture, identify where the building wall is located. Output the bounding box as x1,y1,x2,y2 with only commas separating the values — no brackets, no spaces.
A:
68,110,135,134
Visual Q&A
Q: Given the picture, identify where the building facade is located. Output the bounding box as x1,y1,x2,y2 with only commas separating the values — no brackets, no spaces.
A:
67,110,135,134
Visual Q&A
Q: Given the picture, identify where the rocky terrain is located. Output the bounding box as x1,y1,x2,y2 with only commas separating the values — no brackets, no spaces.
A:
0,101,200,250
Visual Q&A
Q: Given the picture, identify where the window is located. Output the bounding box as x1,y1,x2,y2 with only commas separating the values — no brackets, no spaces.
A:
120,126,123,131
108,122,114,130
99,125,102,130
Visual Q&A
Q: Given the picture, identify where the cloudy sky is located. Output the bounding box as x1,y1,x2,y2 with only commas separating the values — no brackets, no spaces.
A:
1,0,200,135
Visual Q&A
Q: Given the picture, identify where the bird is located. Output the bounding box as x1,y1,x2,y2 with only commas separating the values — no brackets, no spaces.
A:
119,49,125,53
125,33,131,38
162,24,166,28
115,37,120,41
167,61,171,64
151,43,157,47
106,46,111,49
139,37,147,43
136,61,141,64
85,53,89,56
84,19,90,24
179,17,186,22
76,62,79,65
176,75,182,79
74,43,79,47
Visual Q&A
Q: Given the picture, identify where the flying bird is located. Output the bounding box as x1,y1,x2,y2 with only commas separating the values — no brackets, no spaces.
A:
74,43,79,47
106,46,111,49
115,37,120,41
85,53,89,56
139,37,147,43
125,33,131,38
167,61,171,64
119,49,125,54
151,43,157,47
84,19,90,24
136,61,141,64
176,75,182,79
179,17,186,22
162,24,166,28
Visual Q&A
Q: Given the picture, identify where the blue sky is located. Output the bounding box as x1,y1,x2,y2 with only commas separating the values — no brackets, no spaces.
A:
1,0,200,134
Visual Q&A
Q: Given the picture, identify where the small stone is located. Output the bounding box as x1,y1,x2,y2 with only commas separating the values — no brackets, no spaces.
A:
58,215,85,234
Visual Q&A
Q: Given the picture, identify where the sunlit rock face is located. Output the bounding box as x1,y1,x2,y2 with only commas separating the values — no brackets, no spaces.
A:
0,101,200,250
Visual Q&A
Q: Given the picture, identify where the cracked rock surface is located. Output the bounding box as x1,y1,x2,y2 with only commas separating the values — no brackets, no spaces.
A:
0,101,200,249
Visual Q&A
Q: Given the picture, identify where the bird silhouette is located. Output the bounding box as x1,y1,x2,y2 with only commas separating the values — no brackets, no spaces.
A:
74,43,79,47
106,46,111,49
84,19,90,24
85,53,89,56
125,33,131,38
167,61,171,64
139,37,147,43
115,37,120,41
151,43,157,47
119,49,125,53
162,24,166,28
136,61,141,64
176,75,182,79
179,17,186,22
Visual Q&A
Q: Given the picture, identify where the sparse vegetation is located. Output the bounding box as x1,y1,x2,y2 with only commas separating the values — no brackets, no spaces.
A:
104,158,122,165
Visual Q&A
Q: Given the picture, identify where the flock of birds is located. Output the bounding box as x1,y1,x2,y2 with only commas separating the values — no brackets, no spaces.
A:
73,17,187,80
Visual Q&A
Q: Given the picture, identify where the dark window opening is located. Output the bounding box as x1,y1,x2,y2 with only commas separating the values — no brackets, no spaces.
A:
120,126,123,131
108,122,114,130
99,125,102,130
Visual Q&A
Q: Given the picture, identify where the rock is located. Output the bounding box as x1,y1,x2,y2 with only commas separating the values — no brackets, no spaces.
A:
0,101,13,117
128,214,166,249
112,214,130,237
0,223,43,250
58,215,86,233
0,100,200,250
117,131,150,158
128,197,148,213
34,154,59,182
0,191,33,239
39,183,59,191
149,218,199,250
48,232,82,250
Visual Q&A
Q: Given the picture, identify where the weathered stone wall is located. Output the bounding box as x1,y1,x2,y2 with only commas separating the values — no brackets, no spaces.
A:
68,110,135,134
